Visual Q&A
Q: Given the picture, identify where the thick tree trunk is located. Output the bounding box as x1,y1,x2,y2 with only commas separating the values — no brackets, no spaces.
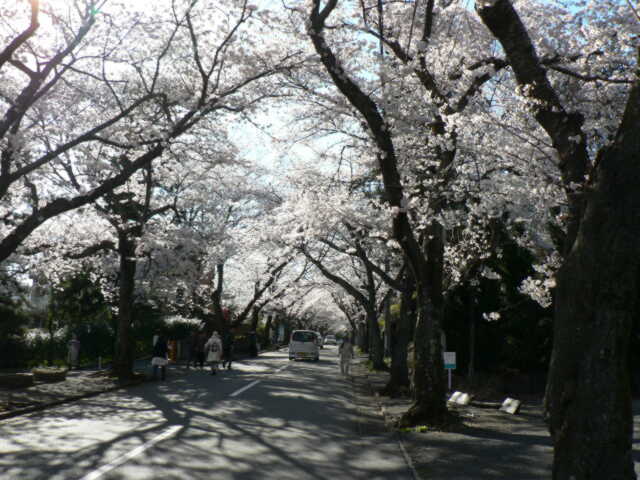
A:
400,223,448,426
382,274,413,396
468,293,476,384
475,3,640,475
210,263,225,335
250,306,260,331
368,307,386,370
545,137,640,479
360,318,369,354
112,233,137,380
263,315,272,347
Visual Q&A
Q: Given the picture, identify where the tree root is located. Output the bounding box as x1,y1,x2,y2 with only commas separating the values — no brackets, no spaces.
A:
395,403,461,431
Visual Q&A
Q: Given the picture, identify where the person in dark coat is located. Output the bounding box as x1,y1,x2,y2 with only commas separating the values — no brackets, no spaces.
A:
151,334,169,380
195,331,207,369
186,330,198,369
248,331,258,358
222,328,235,370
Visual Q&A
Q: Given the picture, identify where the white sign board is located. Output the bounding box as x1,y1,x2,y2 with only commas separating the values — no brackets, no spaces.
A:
443,351,456,370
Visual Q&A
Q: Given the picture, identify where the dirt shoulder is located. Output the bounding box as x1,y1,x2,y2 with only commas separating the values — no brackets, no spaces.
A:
0,369,146,421
355,361,554,480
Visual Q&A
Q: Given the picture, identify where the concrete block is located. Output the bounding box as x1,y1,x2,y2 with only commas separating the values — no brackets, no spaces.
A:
448,391,463,403
448,391,473,405
499,397,521,414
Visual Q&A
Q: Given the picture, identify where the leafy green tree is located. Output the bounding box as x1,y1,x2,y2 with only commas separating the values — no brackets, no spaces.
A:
49,270,113,365
0,299,31,368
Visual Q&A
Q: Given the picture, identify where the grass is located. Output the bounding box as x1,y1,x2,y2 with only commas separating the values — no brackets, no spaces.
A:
399,425,429,433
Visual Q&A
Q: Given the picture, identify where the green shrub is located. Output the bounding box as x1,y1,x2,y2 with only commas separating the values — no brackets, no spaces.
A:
162,315,203,340
23,328,67,367
32,367,68,383
0,303,30,368
0,373,34,389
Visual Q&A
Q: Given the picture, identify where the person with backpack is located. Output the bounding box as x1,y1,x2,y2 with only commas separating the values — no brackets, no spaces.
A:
205,331,223,375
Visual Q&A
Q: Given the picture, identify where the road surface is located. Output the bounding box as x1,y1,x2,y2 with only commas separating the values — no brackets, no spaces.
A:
0,347,413,480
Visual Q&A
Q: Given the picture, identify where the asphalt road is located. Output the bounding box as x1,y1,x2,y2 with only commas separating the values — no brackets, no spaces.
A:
0,347,413,480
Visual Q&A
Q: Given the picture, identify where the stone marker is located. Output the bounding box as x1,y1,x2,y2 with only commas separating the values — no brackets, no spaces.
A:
448,391,473,405
499,397,521,414
448,391,463,403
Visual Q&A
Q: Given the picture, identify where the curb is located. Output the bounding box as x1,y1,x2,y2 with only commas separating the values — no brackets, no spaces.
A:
360,370,422,480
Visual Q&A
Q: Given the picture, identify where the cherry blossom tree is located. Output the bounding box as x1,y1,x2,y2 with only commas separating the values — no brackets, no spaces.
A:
302,0,493,426
2,0,302,377
1,0,300,269
475,1,639,477
25,141,245,375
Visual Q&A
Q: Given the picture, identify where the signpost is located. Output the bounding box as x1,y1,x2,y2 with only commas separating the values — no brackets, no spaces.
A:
443,351,456,391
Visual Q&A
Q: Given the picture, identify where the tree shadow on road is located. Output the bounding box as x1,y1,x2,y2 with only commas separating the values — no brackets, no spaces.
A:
0,351,410,480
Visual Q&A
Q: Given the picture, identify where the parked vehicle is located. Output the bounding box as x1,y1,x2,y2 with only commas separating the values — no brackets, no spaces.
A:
323,334,337,346
289,330,320,361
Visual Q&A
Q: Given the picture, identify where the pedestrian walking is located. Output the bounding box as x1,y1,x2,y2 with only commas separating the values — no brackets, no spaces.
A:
186,330,198,369
338,337,354,376
195,331,207,370
222,328,235,370
248,331,258,357
151,333,169,380
205,331,223,375
67,334,80,370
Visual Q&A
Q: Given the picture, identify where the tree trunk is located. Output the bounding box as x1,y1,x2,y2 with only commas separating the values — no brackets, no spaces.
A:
112,233,137,380
360,317,370,354
545,136,640,479
474,3,640,475
384,295,392,358
468,293,476,384
263,314,272,347
368,307,386,370
399,222,449,427
250,306,260,331
210,263,225,334
382,272,413,396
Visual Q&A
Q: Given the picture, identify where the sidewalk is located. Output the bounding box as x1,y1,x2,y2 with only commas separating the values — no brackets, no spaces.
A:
0,365,149,421
350,355,554,480
0,351,269,421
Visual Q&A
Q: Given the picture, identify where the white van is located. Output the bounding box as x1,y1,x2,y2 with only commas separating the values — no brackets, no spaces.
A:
288,330,320,361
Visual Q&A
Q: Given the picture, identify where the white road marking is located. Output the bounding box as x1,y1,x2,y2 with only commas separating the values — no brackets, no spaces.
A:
229,379,261,397
229,362,288,397
80,359,289,478
79,425,182,480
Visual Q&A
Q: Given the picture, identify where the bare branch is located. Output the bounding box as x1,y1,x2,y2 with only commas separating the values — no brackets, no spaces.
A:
0,0,40,71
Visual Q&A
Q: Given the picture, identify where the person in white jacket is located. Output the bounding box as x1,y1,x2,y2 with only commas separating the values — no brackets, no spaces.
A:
204,331,223,375
338,337,354,376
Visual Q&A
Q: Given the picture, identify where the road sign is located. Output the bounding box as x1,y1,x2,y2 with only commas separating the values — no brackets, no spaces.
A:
443,351,456,370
